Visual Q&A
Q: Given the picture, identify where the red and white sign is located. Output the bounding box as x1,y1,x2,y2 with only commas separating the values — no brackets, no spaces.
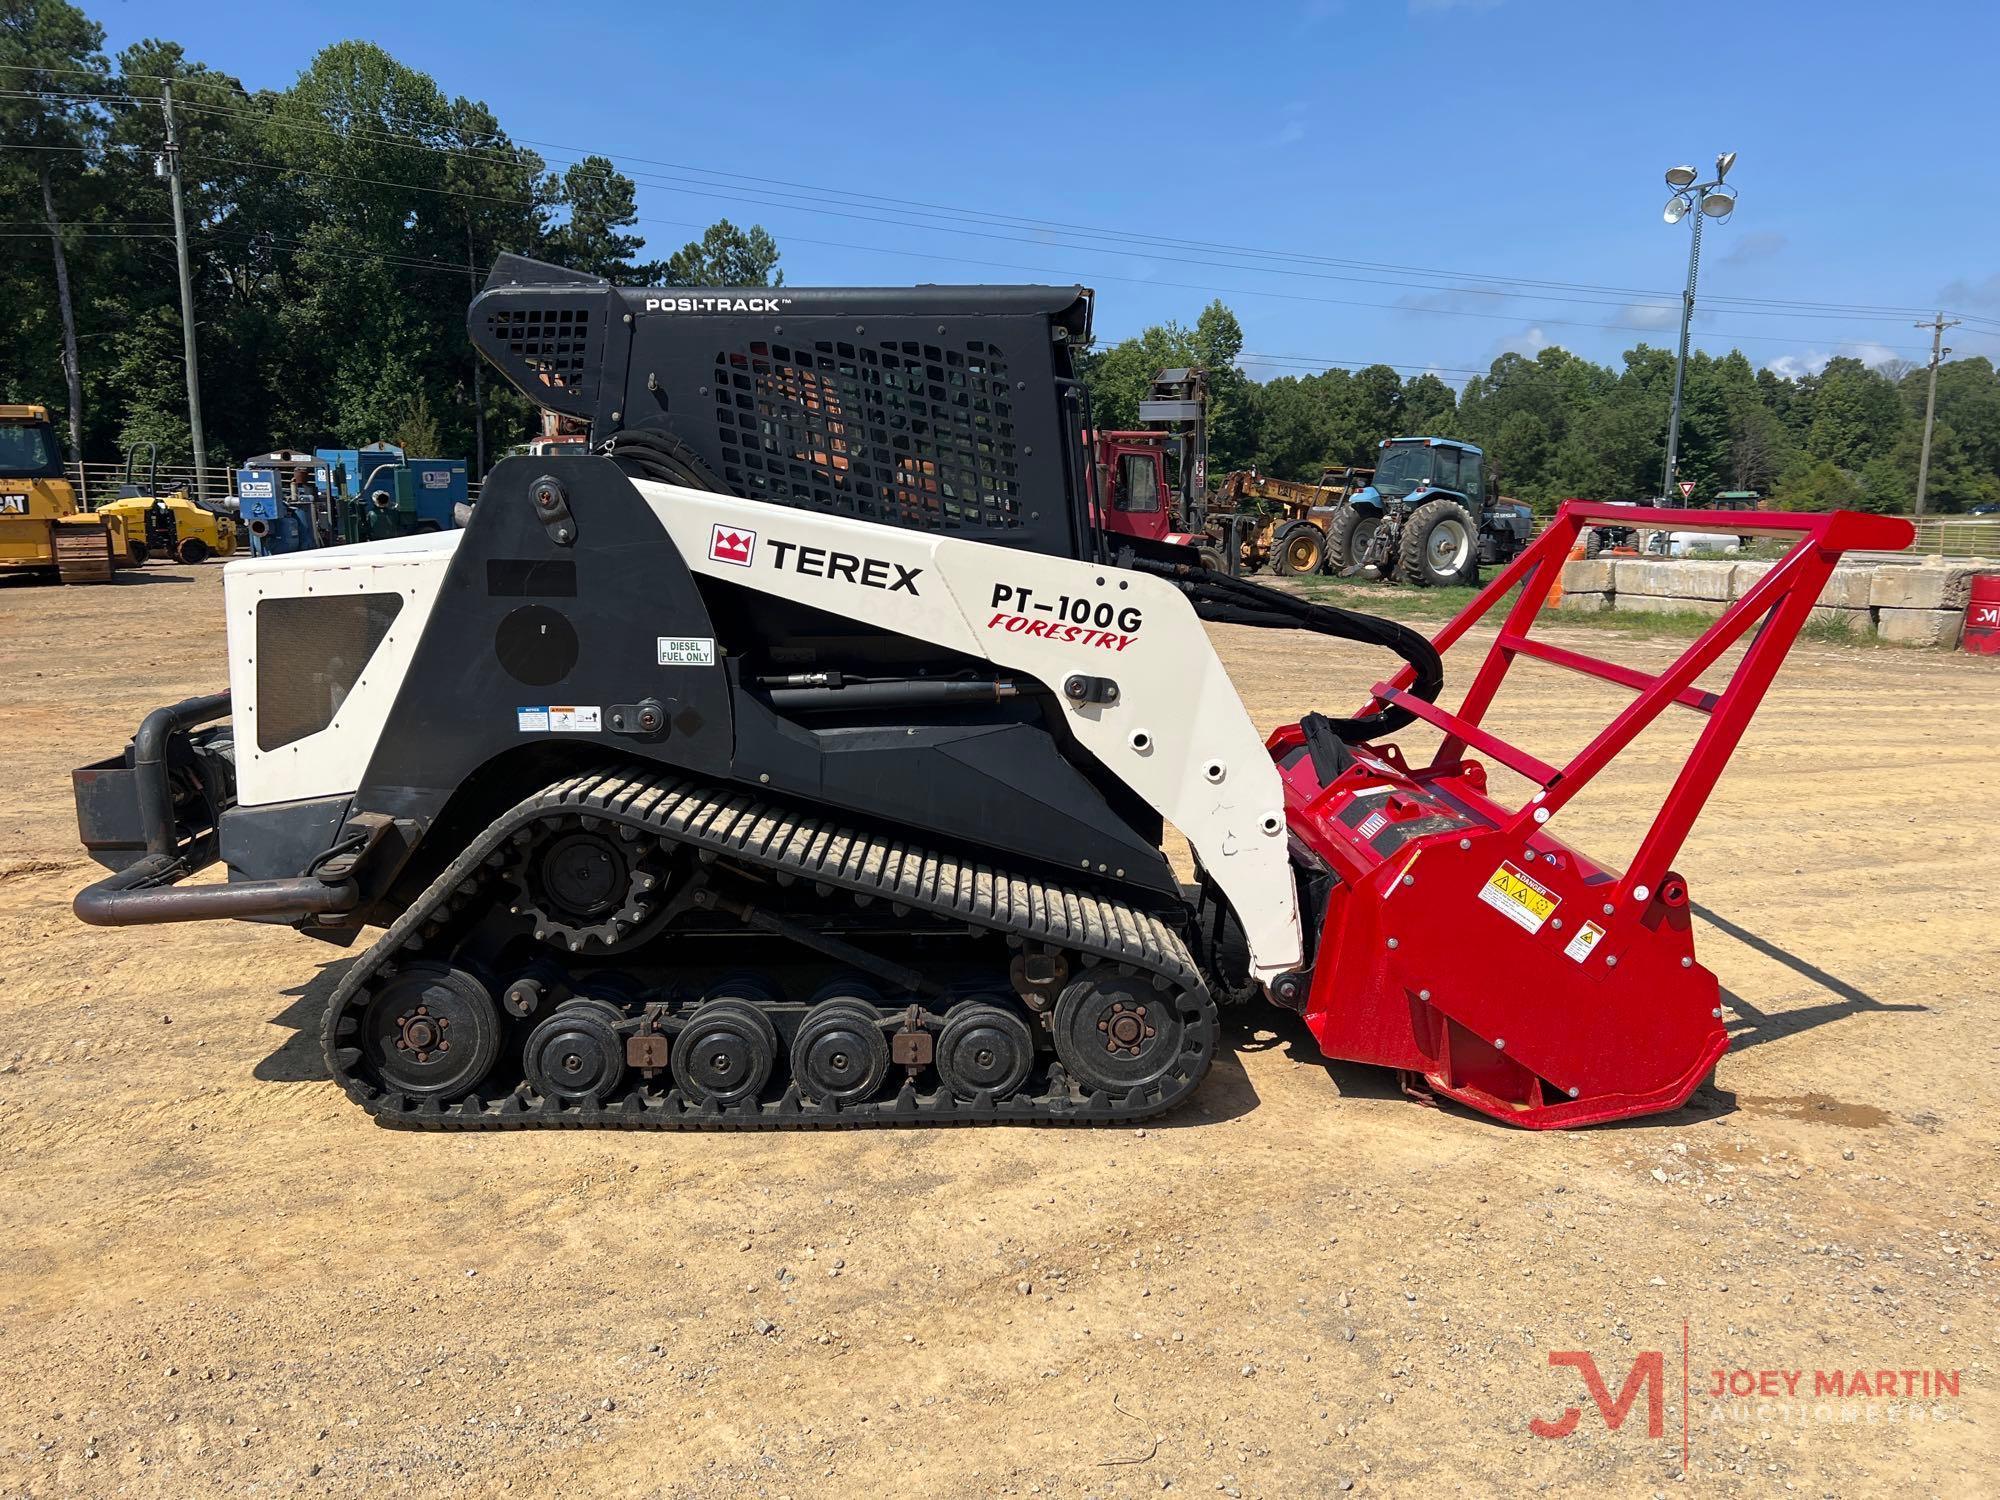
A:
708,523,757,567
1677,481,1696,499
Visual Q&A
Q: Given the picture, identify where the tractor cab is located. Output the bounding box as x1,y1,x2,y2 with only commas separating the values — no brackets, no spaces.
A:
1335,437,1531,587
1352,436,1487,512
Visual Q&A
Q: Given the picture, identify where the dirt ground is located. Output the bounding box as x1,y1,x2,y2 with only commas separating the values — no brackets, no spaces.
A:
1,564,1994,1498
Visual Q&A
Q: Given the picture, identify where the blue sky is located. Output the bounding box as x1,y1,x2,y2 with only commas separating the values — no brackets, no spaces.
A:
96,0,2000,386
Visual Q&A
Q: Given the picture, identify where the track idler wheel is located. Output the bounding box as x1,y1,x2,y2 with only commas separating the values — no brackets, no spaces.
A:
791,997,890,1106
359,964,503,1100
522,998,627,1105
934,1002,1035,1101
1052,973,1184,1096
671,997,778,1107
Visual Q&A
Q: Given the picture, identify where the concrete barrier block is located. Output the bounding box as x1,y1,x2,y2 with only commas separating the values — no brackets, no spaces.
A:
1869,565,1988,612
1559,559,1616,594
1615,593,1728,619
1817,568,1873,610
1729,561,1776,598
1807,605,1871,633
1875,607,1965,648
1611,558,1736,601
1557,591,1613,613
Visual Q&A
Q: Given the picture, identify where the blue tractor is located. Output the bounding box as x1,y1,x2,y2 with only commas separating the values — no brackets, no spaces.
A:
1330,436,1532,587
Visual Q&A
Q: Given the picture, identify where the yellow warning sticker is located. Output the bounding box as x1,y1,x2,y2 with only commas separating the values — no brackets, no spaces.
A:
1563,920,1606,963
1478,860,1560,934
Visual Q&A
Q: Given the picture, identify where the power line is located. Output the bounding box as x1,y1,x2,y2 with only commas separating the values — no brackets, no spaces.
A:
5,69,1980,329
9,129,1960,360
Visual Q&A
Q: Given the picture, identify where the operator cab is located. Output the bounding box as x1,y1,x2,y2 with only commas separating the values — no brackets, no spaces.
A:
1360,437,1487,509
0,407,64,488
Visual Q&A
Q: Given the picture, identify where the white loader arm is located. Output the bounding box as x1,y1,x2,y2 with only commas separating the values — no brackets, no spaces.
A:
635,480,1304,980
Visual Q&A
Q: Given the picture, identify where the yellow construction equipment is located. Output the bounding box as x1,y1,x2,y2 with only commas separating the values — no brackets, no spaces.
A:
95,443,241,565
0,403,125,585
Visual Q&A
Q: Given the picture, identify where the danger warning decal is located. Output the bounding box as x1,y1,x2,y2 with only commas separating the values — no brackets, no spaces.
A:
1478,859,1560,935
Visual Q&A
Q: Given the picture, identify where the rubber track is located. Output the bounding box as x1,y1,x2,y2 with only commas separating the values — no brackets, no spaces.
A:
322,768,1215,1130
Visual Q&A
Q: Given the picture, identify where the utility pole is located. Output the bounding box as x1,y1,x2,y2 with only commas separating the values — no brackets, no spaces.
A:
161,83,208,501
1912,313,1959,517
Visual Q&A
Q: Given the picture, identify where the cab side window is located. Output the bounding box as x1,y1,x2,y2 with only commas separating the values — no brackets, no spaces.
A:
1119,453,1160,513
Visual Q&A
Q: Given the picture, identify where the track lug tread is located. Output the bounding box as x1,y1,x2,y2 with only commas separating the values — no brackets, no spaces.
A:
322,768,1211,1131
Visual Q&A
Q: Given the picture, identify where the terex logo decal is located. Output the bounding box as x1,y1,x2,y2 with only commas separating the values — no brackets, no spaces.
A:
709,523,756,567
766,539,922,594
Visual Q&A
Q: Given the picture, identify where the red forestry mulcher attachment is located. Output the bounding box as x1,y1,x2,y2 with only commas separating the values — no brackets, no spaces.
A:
1270,502,1912,1127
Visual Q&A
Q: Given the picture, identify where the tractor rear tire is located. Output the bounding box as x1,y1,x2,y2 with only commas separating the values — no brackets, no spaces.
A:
1583,527,1604,560
1271,523,1328,577
1329,506,1382,575
1399,497,1479,588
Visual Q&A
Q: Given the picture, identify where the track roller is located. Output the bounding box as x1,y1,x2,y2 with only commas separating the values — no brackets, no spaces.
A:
935,1002,1035,1100
671,995,779,1106
792,991,892,1106
522,998,627,1104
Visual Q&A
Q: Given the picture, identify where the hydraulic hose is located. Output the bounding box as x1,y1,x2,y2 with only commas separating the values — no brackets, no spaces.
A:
598,428,727,491
1130,558,1444,742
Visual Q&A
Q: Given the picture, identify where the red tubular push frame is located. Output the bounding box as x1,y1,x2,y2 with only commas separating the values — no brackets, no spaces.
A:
1363,503,1913,909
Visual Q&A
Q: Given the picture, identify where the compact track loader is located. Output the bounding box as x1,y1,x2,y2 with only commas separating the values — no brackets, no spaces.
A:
70,257,1910,1131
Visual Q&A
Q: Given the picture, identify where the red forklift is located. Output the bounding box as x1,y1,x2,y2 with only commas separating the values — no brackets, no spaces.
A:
1087,367,1245,568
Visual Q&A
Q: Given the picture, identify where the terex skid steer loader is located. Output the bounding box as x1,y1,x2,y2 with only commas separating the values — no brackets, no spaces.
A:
70,256,1909,1131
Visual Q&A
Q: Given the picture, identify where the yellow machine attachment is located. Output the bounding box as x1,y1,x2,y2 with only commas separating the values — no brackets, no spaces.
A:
0,404,124,584
96,443,240,565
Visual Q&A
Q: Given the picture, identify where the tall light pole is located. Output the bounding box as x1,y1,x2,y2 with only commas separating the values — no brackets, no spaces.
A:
1658,152,1738,504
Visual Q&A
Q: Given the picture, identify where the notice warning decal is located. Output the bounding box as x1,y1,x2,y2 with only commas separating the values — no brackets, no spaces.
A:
1478,860,1560,935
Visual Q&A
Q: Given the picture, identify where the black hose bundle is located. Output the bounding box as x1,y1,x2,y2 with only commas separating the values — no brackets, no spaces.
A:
1129,558,1444,743
597,428,726,492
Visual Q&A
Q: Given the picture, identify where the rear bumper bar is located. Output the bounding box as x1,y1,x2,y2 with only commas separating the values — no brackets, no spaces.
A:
75,852,357,926
72,692,359,927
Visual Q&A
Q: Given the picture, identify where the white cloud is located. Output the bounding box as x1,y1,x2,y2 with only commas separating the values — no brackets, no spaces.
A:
1269,100,1310,147
1495,325,1550,358
1621,302,1677,330
1762,342,1901,379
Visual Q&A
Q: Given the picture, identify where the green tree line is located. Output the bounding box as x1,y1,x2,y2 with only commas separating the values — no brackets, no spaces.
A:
1,0,780,468
1080,308,2000,517
8,1,1995,513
